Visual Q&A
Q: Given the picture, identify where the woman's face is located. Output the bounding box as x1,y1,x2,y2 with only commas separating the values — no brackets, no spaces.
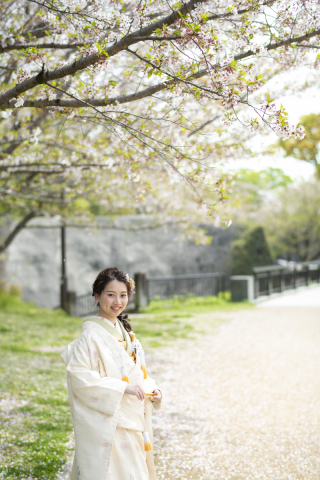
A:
95,279,129,321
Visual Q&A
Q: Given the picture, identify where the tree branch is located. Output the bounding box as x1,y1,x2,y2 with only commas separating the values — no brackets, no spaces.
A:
0,188,65,202
0,210,43,254
0,0,209,107
296,45,320,49
0,42,87,53
0,65,16,71
3,28,320,111
0,79,71,159
0,36,189,52
188,115,220,136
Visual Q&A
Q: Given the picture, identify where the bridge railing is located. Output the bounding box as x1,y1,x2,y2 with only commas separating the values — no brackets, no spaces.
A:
253,262,320,299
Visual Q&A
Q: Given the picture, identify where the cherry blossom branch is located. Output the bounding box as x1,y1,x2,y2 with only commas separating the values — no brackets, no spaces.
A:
0,0,208,107
2,2,275,55
43,83,203,175
0,65,16,71
0,37,190,52
0,42,87,53
188,115,220,136
0,188,66,202
38,141,112,157
3,28,320,111
3,168,67,174
296,45,320,49
0,163,115,171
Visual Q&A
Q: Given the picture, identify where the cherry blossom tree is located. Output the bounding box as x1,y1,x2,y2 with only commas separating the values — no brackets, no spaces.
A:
278,113,320,178
0,0,319,252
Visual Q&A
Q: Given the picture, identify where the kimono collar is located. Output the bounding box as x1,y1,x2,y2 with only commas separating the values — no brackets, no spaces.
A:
83,316,133,357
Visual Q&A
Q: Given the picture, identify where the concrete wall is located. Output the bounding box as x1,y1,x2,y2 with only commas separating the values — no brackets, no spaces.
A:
6,216,233,308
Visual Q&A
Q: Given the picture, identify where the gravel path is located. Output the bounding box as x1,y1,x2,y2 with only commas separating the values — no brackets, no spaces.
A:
257,285,320,308
148,307,320,480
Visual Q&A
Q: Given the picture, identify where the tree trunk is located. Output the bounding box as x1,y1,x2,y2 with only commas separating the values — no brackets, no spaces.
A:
0,211,43,255
0,219,9,288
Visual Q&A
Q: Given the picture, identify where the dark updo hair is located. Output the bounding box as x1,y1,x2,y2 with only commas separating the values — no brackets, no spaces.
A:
92,267,132,332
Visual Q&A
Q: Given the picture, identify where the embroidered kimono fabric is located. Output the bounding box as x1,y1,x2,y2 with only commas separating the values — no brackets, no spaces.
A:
62,318,160,480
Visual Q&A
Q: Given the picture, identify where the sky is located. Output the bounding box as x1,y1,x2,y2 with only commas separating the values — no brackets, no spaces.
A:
227,87,320,181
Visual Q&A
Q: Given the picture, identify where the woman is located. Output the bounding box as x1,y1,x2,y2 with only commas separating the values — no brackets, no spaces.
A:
62,267,162,480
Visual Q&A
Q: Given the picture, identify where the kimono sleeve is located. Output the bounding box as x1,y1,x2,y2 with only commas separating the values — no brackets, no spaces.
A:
66,333,126,416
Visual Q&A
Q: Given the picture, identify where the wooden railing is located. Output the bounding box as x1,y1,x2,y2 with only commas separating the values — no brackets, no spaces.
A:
253,262,320,299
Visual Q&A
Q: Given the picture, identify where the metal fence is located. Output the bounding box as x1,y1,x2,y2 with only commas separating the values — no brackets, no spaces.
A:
147,272,225,300
253,263,320,298
75,292,135,317
75,292,98,317
70,263,320,315
74,272,225,316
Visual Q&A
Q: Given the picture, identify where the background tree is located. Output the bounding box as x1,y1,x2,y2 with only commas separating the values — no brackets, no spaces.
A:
278,113,320,178
0,0,319,254
225,171,320,263
223,168,290,272
262,180,320,262
226,167,293,214
230,226,272,274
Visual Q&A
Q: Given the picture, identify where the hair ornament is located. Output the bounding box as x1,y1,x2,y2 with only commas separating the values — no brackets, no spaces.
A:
128,276,135,294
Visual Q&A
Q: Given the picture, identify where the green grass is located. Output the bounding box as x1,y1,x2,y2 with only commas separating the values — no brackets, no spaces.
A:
0,291,251,479
0,293,79,480
140,291,250,315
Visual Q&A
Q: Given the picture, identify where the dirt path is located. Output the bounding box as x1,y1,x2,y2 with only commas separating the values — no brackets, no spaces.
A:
147,308,320,480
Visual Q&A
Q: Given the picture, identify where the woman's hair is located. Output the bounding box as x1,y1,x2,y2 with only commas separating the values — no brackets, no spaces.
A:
92,267,132,332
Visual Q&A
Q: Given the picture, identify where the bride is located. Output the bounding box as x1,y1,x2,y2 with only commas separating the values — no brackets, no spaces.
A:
62,267,162,480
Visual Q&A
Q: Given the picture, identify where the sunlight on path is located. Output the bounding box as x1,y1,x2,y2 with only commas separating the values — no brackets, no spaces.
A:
257,285,320,308
148,308,320,480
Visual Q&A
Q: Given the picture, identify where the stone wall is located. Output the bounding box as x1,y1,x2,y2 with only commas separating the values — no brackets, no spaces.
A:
6,216,233,308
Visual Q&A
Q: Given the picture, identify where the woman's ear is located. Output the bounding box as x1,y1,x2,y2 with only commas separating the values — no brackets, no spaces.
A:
94,293,99,304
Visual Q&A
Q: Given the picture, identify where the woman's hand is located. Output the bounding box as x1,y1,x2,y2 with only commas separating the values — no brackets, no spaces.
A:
151,389,162,403
125,384,145,401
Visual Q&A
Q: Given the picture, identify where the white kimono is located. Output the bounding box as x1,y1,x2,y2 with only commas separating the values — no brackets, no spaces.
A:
61,317,161,480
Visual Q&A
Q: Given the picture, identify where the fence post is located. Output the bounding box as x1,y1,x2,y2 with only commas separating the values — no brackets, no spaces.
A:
67,291,77,316
279,270,284,292
306,266,310,286
254,274,259,299
267,272,272,295
60,224,68,312
217,275,220,295
293,268,297,289
221,274,226,293
230,276,254,302
134,272,148,311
